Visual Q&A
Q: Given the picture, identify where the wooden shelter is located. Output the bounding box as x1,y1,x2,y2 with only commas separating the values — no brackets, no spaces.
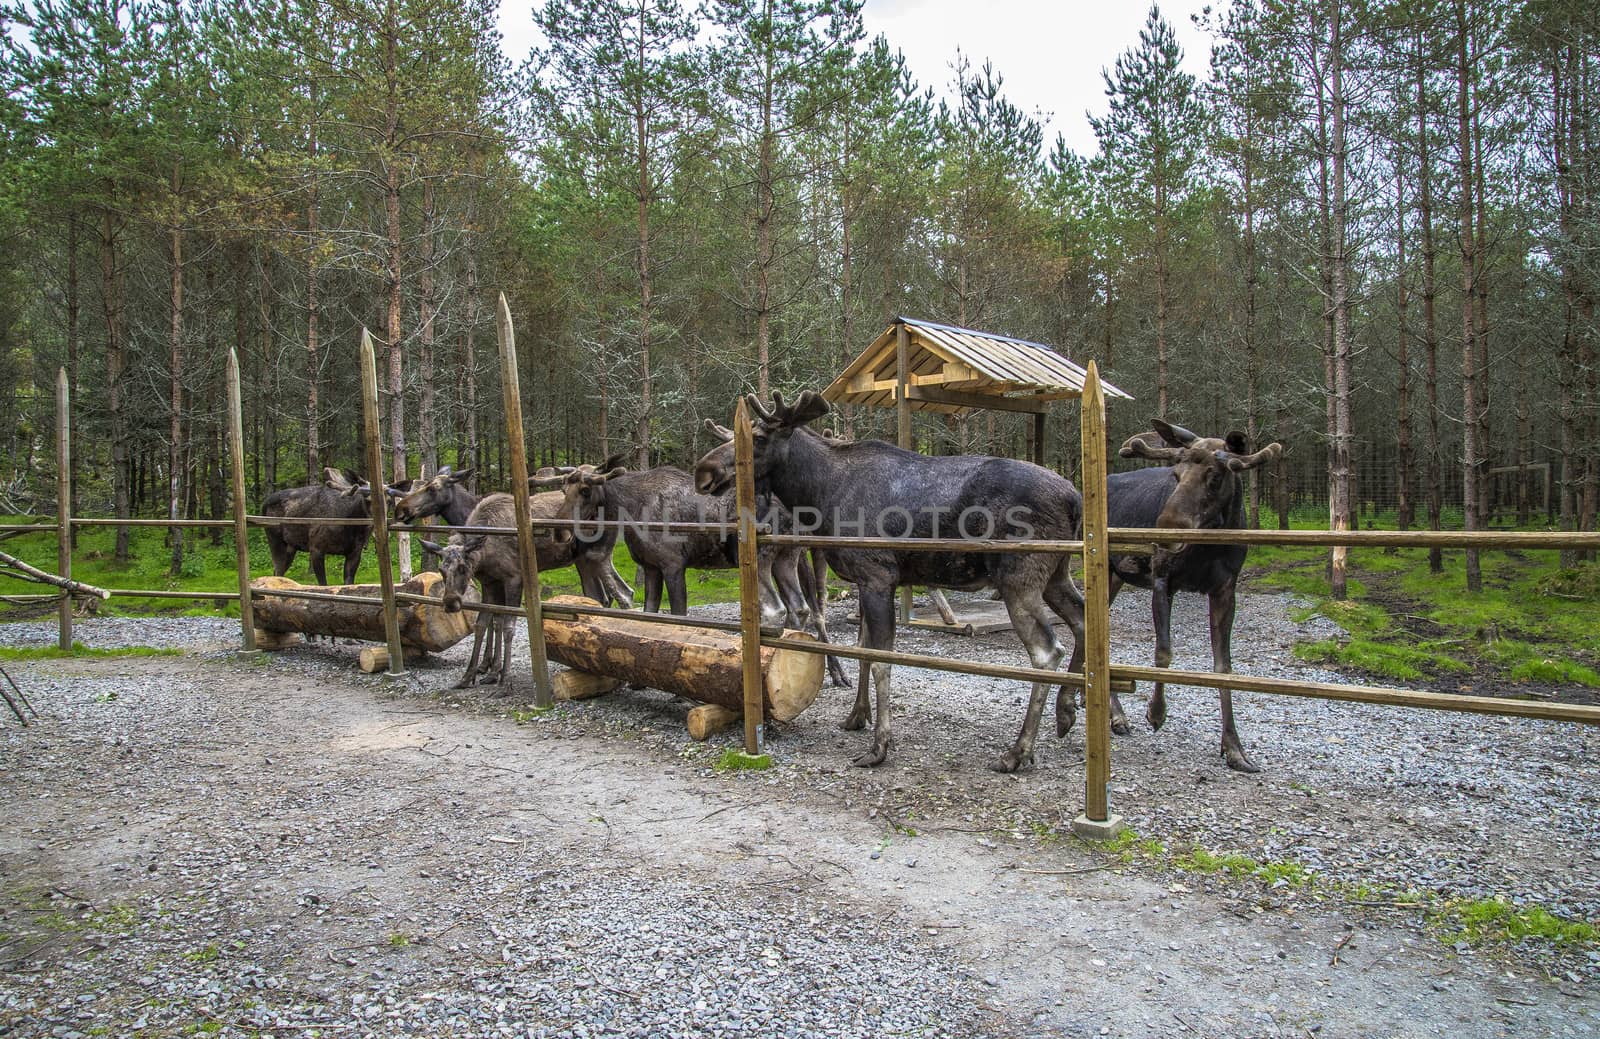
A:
823,317,1132,630
822,316,1131,465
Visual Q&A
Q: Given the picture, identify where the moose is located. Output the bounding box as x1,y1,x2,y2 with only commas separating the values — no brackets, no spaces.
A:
1089,418,1282,773
695,390,1086,772
699,418,850,687
552,462,800,627
425,478,635,688
392,461,634,609
262,468,373,585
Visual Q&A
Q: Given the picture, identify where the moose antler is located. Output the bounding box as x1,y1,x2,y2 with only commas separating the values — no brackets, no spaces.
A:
1119,432,1184,462
1150,418,1200,447
704,418,734,442
1224,442,1284,472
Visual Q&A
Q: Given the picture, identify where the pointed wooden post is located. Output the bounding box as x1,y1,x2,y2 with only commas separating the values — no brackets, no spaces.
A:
1073,361,1123,837
55,369,72,651
497,294,552,707
734,397,766,758
225,350,257,653
359,330,406,676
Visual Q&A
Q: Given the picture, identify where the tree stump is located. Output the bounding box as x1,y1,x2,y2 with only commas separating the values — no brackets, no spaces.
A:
250,573,474,651
541,595,823,721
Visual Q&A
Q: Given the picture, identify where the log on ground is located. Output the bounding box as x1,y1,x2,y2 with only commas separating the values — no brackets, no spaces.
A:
541,595,823,721
251,573,474,652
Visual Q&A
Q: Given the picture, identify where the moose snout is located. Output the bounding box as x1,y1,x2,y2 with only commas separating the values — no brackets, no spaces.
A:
442,591,463,613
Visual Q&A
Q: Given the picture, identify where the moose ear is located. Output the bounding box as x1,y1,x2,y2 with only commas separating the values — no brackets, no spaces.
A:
451,468,473,484
420,539,445,553
387,479,413,495
1224,431,1249,455
462,535,488,553
322,467,349,489
1150,419,1198,447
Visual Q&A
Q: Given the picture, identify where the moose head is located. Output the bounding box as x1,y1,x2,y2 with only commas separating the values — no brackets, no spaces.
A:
421,534,486,613
391,466,475,523
1118,419,1282,567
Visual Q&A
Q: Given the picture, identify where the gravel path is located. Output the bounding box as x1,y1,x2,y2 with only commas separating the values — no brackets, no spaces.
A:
1,588,1596,1038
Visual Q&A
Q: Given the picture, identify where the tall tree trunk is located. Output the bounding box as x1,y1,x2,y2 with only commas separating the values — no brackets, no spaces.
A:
306,92,321,479
634,12,654,470
168,172,185,575
66,215,80,547
1456,0,1482,592
100,206,129,560
418,178,438,479
1472,101,1492,527
1395,163,1413,532
1418,52,1444,572
1328,4,1354,601
259,250,278,494
1242,110,1261,528
461,224,479,482
754,25,774,399
1154,175,1169,419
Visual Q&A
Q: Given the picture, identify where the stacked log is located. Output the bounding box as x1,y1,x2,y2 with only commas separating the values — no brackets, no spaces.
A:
250,572,474,652
541,595,822,722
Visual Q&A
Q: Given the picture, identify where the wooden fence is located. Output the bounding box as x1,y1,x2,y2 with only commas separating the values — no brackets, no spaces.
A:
8,300,1600,836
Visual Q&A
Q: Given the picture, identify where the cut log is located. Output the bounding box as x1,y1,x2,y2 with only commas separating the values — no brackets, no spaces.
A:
686,704,741,742
358,646,428,673
253,629,303,652
541,595,823,721
552,670,623,701
251,572,474,652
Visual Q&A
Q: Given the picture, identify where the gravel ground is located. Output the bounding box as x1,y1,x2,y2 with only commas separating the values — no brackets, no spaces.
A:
1,586,1596,1038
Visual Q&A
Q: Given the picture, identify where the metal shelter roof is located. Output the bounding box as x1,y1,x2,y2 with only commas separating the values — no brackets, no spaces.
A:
820,316,1132,414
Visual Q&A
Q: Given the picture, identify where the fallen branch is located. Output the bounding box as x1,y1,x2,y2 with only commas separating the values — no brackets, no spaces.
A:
0,550,109,600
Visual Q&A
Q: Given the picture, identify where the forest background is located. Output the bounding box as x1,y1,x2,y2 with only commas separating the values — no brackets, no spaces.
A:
0,0,1596,590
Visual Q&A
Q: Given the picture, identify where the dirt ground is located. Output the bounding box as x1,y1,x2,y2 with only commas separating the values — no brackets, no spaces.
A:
1,591,1597,1038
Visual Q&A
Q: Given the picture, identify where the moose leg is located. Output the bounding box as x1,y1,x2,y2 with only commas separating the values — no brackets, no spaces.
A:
642,567,664,613
853,589,896,767
268,535,294,578
342,550,361,585
1148,577,1174,731
664,567,689,616
1104,574,1131,735
309,550,329,586
1043,561,1087,738
1211,580,1258,773
841,610,872,730
996,591,1066,773
455,613,490,688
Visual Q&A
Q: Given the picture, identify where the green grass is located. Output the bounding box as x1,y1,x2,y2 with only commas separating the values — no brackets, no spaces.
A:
1445,897,1598,946
1244,515,1600,689
0,516,743,618
0,642,182,661
713,748,773,771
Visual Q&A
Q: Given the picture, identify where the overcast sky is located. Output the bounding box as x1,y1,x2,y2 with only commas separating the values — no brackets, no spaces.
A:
497,0,1216,159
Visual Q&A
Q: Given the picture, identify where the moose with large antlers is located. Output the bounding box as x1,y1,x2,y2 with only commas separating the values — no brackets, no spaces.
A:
696,390,1086,772
1091,418,1283,773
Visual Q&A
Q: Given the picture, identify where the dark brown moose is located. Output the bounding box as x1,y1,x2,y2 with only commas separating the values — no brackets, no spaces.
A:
262,468,372,585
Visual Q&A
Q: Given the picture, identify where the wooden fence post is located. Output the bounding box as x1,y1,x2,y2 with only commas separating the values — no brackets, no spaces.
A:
496,294,552,708
734,397,766,758
56,368,72,651
359,330,406,676
1073,361,1123,837
226,350,257,653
